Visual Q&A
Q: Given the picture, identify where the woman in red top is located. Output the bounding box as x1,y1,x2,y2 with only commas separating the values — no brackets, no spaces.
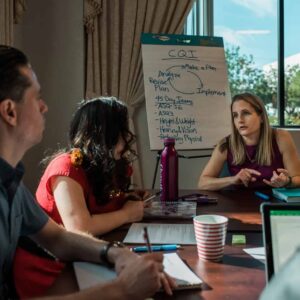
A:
14,97,147,298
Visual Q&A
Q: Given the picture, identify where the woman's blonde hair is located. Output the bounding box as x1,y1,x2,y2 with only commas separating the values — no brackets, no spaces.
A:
227,92,273,166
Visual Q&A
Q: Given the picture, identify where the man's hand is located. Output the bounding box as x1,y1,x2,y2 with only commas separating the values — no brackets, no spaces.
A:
116,252,176,299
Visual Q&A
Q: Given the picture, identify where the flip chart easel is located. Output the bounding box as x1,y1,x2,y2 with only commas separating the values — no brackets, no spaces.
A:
141,33,231,151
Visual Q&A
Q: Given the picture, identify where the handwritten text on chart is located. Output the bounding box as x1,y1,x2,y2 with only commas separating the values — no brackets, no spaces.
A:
146,57,225,144
142,38,231,149
148,62,226,96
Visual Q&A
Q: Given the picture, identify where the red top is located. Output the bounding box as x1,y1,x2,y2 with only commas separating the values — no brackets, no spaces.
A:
14,153,127,298
37,153,127,222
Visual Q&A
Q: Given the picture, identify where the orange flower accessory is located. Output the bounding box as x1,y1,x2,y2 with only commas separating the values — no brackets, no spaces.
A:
109,189,125,201
70,148,83,167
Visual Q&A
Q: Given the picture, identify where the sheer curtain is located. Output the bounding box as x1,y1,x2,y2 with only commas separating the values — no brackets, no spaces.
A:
84,0,195,188
0,0,26,45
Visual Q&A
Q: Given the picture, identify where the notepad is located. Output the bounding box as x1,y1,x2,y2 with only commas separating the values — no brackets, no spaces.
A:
272,188,300,202
163,253,203,289
74,253,203,291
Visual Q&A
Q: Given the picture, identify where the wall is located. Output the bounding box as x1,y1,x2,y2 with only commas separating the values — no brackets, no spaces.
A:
14,0,84,192
14,0,300,192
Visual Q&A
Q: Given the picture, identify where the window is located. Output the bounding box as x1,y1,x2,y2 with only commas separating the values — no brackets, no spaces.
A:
284,1,300,125
186,0,300,127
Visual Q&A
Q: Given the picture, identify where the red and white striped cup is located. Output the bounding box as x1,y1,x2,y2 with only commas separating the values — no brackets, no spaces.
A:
193,215,228,261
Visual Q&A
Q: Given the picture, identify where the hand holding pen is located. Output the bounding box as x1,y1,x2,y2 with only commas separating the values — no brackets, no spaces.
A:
142,226,177,293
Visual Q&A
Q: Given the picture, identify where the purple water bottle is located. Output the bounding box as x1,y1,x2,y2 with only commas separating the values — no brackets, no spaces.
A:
160,138,178,201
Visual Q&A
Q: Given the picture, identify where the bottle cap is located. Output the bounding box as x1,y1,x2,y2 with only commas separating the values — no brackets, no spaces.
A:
163,138,175,145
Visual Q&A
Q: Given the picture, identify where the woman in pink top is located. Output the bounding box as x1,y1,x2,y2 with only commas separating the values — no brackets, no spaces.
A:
198,92,300,190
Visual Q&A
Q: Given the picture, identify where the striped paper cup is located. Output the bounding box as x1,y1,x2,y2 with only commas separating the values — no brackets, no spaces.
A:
193,214,228,261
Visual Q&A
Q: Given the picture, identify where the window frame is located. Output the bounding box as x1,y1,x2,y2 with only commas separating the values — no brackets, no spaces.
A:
187,0,299,128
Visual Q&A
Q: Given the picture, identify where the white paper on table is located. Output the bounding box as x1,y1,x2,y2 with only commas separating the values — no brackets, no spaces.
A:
123,223,196,245
243,247,265,263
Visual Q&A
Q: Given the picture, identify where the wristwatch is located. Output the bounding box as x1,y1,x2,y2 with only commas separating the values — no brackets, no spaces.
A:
100,241,125,268
284,175,292,187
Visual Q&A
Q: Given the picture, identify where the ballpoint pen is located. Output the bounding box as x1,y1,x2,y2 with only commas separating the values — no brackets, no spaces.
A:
255,191,270,201
144,191,161,204
179,193,218,204
132,244,181,253
143,227,152,252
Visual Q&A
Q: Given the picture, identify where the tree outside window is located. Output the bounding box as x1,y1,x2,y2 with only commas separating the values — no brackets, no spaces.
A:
186,0,300,126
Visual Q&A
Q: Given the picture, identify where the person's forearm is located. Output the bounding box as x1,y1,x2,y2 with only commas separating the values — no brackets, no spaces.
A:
48,229,106,263
88,210,129,235
289,175,300,188
198,176,235,191
47,228,129,269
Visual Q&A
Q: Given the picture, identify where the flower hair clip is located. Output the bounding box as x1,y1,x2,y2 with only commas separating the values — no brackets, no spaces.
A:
70,148,84,167
109,189,125,201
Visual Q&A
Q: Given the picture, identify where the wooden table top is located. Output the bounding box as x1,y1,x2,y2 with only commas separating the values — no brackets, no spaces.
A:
100,189,268,300
50,189,268,299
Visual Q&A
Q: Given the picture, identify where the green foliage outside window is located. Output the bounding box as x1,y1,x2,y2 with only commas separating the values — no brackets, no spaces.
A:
225,46,300,126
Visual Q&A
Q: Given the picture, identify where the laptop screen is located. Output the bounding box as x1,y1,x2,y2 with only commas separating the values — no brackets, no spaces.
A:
262,204,300,280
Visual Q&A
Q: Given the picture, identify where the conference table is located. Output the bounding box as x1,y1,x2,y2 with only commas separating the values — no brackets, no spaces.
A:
100,189,269,300
51,189,271,299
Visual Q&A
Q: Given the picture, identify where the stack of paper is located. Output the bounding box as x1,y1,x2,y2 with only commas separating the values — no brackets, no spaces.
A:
123,223,196,245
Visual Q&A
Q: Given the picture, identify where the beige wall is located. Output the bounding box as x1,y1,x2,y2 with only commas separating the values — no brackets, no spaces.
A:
14,0,84,192
14,0,300,193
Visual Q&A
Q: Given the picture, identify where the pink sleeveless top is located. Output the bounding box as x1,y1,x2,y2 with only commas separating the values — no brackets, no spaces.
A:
227,134,284,188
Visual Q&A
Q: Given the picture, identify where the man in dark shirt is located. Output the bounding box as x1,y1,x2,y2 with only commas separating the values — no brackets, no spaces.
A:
0,45,174,299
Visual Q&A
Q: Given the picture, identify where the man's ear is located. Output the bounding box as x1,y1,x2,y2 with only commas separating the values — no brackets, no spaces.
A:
0,99,18,126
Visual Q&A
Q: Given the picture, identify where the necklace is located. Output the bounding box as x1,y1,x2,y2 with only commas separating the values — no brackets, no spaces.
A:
245,147,256,163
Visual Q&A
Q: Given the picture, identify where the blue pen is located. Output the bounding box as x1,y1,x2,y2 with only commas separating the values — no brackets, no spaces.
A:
132,244,181,252
255,191,270,201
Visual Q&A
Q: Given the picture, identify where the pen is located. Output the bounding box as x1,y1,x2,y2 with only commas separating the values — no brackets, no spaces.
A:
144,191,161,204
255,191,270,201
143,227,152,252
132,244,181,252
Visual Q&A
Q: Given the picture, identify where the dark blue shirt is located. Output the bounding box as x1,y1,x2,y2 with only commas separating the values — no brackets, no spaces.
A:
0,157,48,298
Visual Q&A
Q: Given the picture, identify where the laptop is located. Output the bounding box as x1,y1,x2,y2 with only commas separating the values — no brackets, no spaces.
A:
261,203,300,280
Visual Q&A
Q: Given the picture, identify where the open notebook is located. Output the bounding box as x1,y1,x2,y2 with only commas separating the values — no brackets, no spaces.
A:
74,253,202,291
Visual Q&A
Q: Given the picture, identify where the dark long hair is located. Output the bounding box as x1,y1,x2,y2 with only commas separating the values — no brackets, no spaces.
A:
44,97,136,205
